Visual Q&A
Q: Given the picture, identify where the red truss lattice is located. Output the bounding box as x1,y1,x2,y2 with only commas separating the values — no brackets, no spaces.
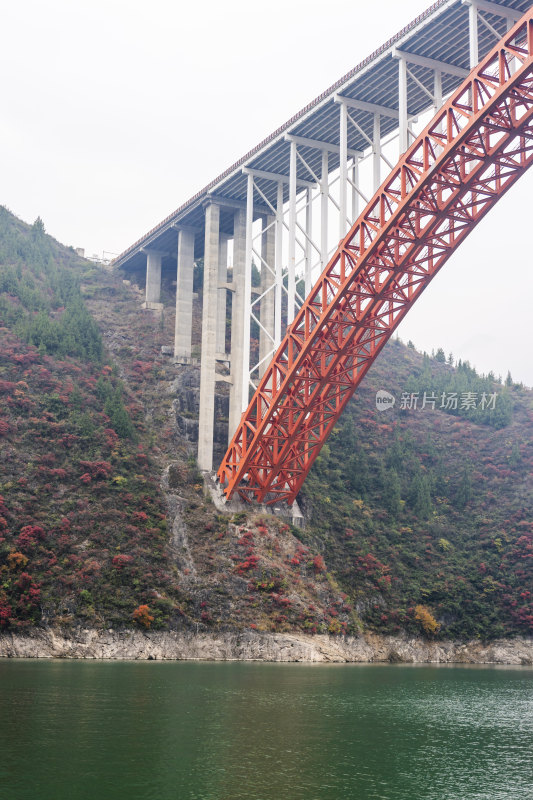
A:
218,10,533,505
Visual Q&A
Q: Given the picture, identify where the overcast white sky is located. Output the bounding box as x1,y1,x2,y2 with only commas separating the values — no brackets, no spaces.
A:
2,0,532,385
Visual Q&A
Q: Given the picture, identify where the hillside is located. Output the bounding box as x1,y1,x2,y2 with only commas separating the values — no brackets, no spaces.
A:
0,207,531,642
301,346,533,639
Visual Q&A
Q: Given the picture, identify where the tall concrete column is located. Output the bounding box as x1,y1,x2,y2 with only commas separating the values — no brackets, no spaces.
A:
174,228,195,361
216,233,229,355
228,207,246,441
145,250,162,304
274,183,284,348
198,203,220,471
320,151,329,269
398,56,408,155
259,214,275,378
304,188,313,297
339,100,348,239
467,1,478,69
288,140,297,324
373,114,381,191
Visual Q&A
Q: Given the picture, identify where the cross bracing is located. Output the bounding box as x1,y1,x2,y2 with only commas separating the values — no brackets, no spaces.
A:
113,0,532,477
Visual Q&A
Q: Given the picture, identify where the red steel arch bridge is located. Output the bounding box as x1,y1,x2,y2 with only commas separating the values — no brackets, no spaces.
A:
114,1,533,507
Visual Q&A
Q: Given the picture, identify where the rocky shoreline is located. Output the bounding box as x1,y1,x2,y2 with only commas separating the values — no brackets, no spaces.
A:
0,628,532,665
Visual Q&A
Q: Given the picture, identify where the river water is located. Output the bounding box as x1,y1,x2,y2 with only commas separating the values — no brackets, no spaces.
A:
0,660,531,800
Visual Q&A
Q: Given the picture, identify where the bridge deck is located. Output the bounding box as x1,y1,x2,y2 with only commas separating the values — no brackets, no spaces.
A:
114,0,530,271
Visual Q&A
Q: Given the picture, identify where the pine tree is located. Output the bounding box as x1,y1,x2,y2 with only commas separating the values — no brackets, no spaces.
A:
409,472,432,518
104,387,136,440
32,216,45,237
454,465,472,509
383,468,402,516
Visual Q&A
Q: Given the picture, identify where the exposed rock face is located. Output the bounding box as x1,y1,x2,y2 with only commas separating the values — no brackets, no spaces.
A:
161,464,197,577
1,629,531,665
170,367,229,462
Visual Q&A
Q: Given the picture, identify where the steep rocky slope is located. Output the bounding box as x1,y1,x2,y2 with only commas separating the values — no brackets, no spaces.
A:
0,207,531,645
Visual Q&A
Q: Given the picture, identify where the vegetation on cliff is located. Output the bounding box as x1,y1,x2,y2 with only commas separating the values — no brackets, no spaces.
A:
302,344,532,639
0,208,531,641
0,209,184,630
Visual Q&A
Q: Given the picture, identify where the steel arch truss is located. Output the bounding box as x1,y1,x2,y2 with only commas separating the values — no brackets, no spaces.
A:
218,10,533,506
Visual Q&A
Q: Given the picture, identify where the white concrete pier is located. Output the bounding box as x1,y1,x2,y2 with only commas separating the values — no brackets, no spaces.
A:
174,229,195,362
197,203,220,471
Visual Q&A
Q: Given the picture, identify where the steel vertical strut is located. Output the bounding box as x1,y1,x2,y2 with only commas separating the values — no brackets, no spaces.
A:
218,10,533,505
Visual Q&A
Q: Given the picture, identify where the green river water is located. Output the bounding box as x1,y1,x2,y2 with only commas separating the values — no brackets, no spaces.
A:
0,659,531,800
